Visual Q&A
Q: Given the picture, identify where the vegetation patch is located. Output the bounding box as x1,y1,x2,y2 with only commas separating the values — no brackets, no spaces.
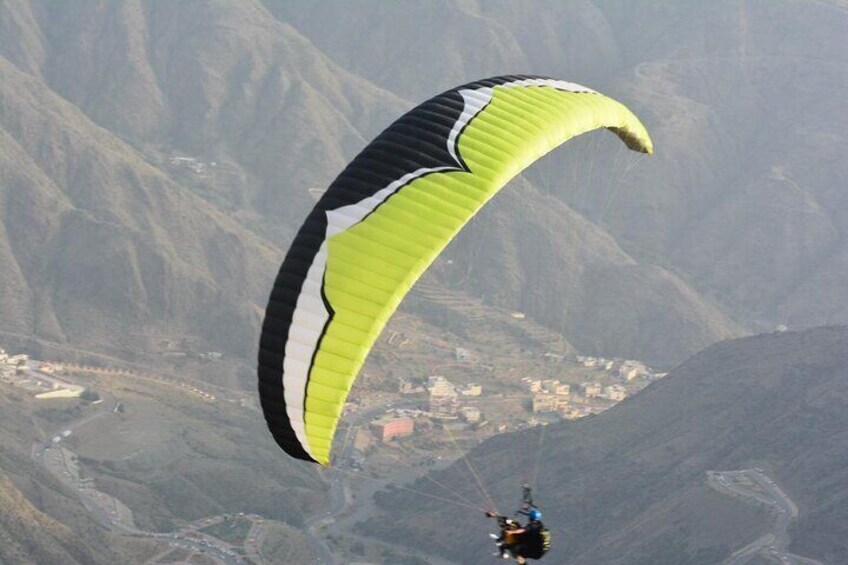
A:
199,517,252,545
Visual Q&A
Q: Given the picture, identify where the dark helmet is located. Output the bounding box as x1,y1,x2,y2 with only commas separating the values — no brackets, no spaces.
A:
529,508,542,521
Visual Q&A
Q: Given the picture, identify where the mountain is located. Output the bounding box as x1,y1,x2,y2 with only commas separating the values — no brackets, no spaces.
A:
438,177,741,365
0,0,406,365
267,0,848,362
0,55,277,360
0,471,145,565
368,326,848,564
0,385,161,564
0,0,407,229
1,0,846,368
2,0,760,369
0,363,330,562
1,2,845,562
263,0,658,103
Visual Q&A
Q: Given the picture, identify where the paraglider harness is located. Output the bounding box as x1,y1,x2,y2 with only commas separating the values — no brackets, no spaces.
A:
487,485,551,561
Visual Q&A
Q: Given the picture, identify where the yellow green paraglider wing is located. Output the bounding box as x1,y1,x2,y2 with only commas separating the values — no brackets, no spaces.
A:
258,75,652,464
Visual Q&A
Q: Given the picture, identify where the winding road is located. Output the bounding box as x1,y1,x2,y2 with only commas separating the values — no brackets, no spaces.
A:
301,400,462,565
30,376,245,565
707,469,824,565
27,365,465,564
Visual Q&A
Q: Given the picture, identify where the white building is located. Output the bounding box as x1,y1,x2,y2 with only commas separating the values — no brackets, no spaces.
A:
460,406,481,423
618,361,648,381
428,376,456,397
583,382,602,398
554,383,571,397
459,383,482,396
578,356,599,368
541,379,560,393
521,378,542,393
0,350,29,374
532,395,558,413
560,405,590,420
605,385,628,401
430,395,460,417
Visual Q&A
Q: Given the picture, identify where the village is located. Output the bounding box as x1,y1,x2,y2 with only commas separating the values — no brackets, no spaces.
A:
3,340,668,560
2,341,665,476
0,347,88,400
337,349,667,472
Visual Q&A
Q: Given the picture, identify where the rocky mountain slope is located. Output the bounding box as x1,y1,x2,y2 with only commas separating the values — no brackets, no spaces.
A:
0,471,145,565
0,0,777,369
370,326,848,564
0,55,278,360
0,0,404,364
269,0,848,362
0,364,329,563
0,386,160,564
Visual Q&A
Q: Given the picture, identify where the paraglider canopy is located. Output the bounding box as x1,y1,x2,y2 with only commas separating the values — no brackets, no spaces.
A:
258,75,652,465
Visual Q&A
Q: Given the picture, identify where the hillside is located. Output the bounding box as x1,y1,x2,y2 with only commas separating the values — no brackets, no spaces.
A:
268,0,848,362
0,0,775,370
0,472,142,565
1,2,846,562
0,0,406,216
0,384,161,564
369,326,848,564
0,364,330,562
0,0,406,368
0,55,279,361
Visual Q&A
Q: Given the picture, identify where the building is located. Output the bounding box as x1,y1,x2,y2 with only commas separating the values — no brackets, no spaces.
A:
532,394,558,413
428,376,456,397
35,385,84,399
618,361,648,381
578,356,599,368
169,155,208,174
7,354,28,367
554,383,571,397
399,380,425,394
583,382,602,398
371,417,414,442
560,405,590,420
606,385,628,401
521,378,542,393
0,349,28,376
459,383,482,396
428,375,459,416
200,351,223,361
541,379,560,393
460,406,481,423
429,395,461,417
